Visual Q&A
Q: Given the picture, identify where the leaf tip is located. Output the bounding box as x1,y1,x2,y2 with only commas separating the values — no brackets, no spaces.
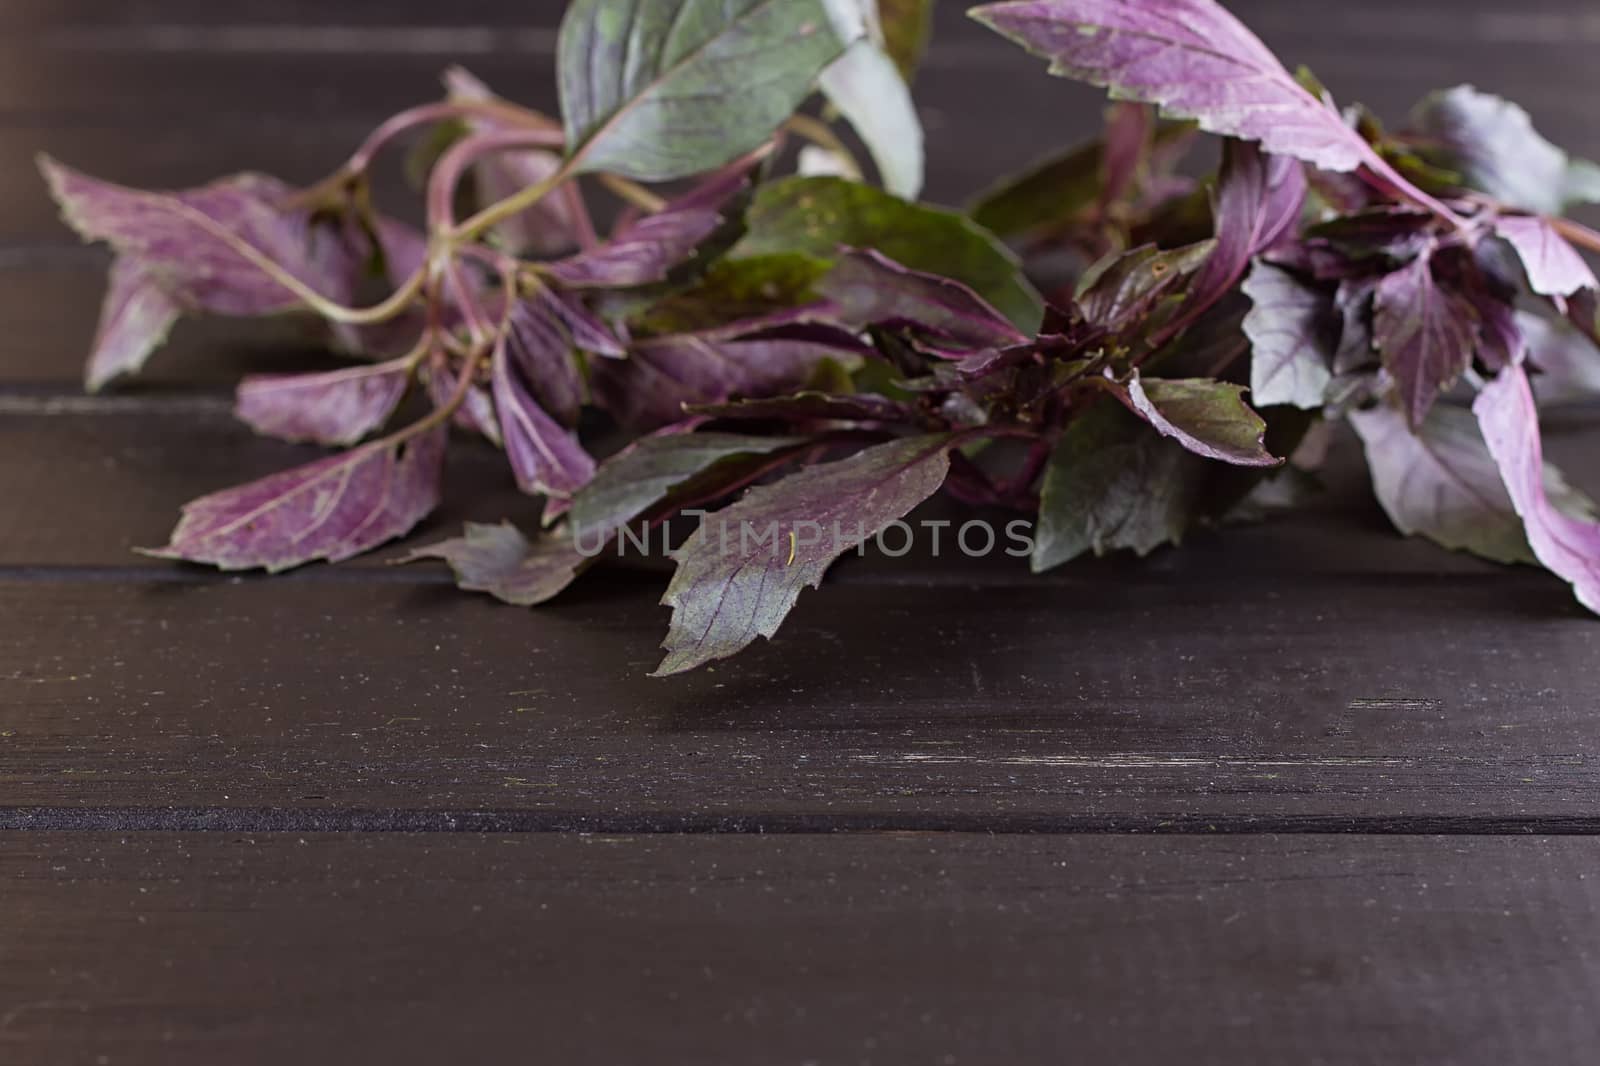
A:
36,154,86,227
35,150,59,176
964,3,1013,31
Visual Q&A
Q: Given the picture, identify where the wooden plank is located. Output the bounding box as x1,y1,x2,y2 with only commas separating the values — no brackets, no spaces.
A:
0,0,1595,208
9,0,1598,30
2,405,1593,571
0,47,561,127
3,0,1595,147
2,832,1597,1065
0,407,532,569
2,545,1599,822
0,259,391,388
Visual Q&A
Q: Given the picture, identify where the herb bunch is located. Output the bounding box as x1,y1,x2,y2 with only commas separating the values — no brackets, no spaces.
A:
44,0,1600,675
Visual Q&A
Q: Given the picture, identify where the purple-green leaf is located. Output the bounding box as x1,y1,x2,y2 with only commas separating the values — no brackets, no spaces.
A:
571,432,808,547
41,157,356,390
969,0,1452,218
504,286,621,428
1075,241,1214,330
629,253,832,336
1373,250,1479,428
143,427,447,573
655,435,955,674
967,106,1194,241
1475,364,1600,611
594,331,858,430
492,362,594,499
558,0,853,182
420,362,501,446
1302,209,1435,266
491,340,595,499
1187,141,1306,318
731,176,1044,331
1494,215,1597,299
1121,372,1280,467
817,248,1029,351
505,297,585,429
543,163,751,289
1241,260,1336,408
443,67,580,256
83,262,183,391
235,357,414,446
532,284,625,358
1408,86,1600,216
1454,244,1525,372
1350,400,1534,565
1523,311,1600,405
1033,401,1200,571
403,522,591,607
408,434,809,609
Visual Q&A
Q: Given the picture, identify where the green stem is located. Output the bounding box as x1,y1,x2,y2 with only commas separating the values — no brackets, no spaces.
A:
414,343,490,432
598,173,667,213
291,99,564,210
1551,215,1600,256
783,115,864,180
428,128,564,233
451,163,573,242
155,193,426,326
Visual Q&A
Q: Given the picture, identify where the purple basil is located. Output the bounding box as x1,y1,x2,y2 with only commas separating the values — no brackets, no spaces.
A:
41,0,1600,675
491,339,596,499
594,332,856,430
817,248,1029,351
969,0,1455,218
1373,250,1479,428
404,522,591,607
1495,216,1598,299
444,67,582,255
1119,372,1280,468
1186,141,1307,320
235,358,414,446
543,156,755,289
42,157,356,389
144,427,447,572
1475,365,1600,611
655,435,956,675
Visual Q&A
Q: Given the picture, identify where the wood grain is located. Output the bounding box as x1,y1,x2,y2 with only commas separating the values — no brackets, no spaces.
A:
2,561,1598,824
0,406,534,567
0,259,389,387
3,832,1598,1066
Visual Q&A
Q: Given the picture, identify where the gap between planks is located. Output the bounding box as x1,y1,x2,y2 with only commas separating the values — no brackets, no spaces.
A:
4,807,1600,835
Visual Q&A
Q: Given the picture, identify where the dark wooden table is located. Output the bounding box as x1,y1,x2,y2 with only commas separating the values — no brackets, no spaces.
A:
5,2,1600,1062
